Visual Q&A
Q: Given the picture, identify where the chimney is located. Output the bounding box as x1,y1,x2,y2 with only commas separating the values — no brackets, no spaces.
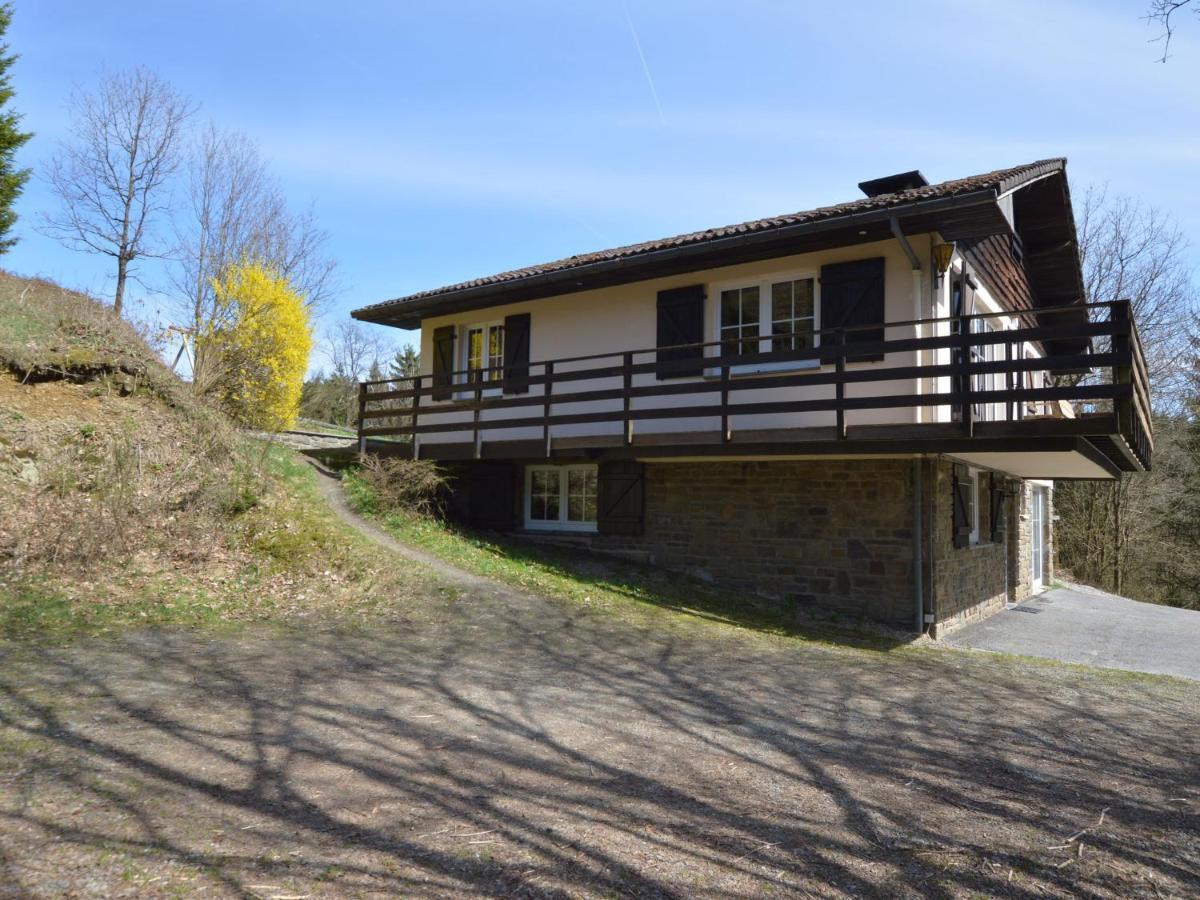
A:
858,170,929,198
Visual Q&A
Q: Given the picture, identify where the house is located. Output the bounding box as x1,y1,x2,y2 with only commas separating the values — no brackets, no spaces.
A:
351,159,1151,637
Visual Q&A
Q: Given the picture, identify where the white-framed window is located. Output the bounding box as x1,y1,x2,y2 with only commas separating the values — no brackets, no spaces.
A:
970,318,996,421
461,321,504,394
967,467,981,545
719,286,760,357
714,272,818,372
524,465,598,532
771,278,817,353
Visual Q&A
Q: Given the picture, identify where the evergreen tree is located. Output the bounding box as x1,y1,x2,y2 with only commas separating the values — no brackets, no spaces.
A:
0,3,31,253
391,344,420,380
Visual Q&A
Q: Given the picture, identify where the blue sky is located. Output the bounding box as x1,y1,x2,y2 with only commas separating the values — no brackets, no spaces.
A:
6,0,1200,363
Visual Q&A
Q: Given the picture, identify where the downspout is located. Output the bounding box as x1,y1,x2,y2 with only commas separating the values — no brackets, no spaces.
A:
895,218,928,634
912,456,925,635
928,456,938,633
890,215,922,270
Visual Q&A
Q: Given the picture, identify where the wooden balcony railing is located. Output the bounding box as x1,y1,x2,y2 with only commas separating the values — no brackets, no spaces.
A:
358,300,1152,472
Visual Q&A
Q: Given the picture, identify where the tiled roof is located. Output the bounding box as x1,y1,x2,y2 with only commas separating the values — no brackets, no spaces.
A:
354,158,1065,319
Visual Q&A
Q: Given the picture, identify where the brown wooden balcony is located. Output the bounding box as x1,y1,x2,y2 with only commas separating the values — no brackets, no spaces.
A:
358,300,1152,479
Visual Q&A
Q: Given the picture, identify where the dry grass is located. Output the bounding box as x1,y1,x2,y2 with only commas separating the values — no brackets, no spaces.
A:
0,272,445,639
0,374,242,569
0,270,185,405
353,454,450,517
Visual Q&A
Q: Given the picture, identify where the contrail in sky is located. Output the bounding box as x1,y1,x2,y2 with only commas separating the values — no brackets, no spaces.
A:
621,1,665,124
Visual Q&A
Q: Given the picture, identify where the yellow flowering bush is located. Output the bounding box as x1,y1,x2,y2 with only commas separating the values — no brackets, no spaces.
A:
203,261,312,431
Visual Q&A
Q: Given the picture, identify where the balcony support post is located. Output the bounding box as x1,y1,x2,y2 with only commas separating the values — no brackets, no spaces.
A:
1004,338,1013,422
410,377,421,459
1112,300,1133,437
960,317,974,437
543,362,554,457
720,364,731,442
835,328,847,439
623,352,634,446
473,381,482,460
357,382,367,455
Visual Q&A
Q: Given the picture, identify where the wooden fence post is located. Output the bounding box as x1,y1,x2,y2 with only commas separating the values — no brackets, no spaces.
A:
835,329,847,439
357,382,367,455
623,351,634,446
543,362,554,457
721,363,731,442
473,379,483,460
410,376,421,460
1112,300,1133,437
960,321,974,437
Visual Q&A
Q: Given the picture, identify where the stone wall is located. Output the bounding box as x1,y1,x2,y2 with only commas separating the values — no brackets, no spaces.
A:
443,455,1048,636
1008,480,1053,603
597,459,919,628
927,461,1009,637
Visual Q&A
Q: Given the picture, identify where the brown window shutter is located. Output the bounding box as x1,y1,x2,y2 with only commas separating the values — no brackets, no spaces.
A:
432,325,455,401
503,313,531,394
656,284,706,379
597,460,645,536
990,478,1007,543
952,464,971,549
819,257,885,363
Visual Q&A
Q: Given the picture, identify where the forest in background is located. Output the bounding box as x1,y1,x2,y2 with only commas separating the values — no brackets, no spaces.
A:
1049,189,1198,609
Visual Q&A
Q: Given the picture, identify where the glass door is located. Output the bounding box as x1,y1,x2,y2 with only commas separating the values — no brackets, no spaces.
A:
1031,486,1046,592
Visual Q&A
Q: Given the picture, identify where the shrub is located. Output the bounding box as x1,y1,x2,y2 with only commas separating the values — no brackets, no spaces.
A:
354,455,448,517
195,260,313,431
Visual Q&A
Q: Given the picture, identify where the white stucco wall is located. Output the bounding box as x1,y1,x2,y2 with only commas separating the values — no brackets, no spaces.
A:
406,236,1037,448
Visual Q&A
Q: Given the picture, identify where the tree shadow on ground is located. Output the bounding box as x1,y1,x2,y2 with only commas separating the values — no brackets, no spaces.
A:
435,522,913,653
0,588,1196,898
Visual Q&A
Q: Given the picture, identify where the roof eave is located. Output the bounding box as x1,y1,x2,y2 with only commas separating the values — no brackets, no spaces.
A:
353,187,1004,329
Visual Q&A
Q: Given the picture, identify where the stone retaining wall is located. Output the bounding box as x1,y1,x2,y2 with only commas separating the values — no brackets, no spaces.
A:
446,455,1050,635
596,459,918,628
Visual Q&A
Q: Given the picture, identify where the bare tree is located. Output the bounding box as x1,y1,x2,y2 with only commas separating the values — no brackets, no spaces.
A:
1076,186,1194,406
329,319,392,384
326,321,393,427
173,124,337,393
41,68,194,316
1057,187,1199,600
254,198,339,313
1146,0,1195,61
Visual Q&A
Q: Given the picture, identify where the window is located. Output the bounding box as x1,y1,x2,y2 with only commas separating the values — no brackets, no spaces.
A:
719,286,760,357
970,317,1012,421
970,318,994,420
716,274,818,370
967,468,981,545
462,321,505,393
525,465,598,531
771,279,816,352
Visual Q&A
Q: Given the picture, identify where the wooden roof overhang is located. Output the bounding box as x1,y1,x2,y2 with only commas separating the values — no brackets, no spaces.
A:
355,190,1010,330
1007,170,1089,356
354,162,1090,358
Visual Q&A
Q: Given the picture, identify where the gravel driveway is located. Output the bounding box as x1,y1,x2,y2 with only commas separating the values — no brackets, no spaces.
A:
2,472,1197,897
1,588,1197,898
945,585,1200,680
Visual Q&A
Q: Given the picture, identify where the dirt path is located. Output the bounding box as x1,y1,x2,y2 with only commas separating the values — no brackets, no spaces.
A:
1,467,1198,898
307,459,495,589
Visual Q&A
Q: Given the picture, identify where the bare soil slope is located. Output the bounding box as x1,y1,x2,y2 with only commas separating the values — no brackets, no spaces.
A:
0,271,436,637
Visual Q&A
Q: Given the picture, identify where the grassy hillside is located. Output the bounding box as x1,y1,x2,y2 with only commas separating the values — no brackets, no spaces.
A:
0,271,438,640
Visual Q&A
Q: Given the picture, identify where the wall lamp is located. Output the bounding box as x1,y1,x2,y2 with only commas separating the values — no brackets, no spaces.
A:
932,243,955,283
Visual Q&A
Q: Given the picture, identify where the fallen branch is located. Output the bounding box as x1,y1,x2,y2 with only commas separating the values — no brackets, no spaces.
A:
1047,806,1109,851
730,840,781,864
